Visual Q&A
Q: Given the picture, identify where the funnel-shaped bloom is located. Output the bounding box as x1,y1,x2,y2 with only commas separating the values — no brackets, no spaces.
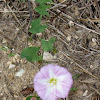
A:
34,64,73,100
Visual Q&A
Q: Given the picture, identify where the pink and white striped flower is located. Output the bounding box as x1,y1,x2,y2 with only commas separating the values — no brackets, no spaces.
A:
34,64,73,100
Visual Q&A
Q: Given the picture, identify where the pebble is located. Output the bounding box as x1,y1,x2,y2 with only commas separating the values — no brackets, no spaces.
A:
12,48,15,51
68,21,74,26
28,43,33,46
16,28,19,31
90,65,94,69
9,64,16,69
66,35,71,42
74,35,79,39
92,38,96,42
15,69,25,77
83,90,88,96
43,51,56,61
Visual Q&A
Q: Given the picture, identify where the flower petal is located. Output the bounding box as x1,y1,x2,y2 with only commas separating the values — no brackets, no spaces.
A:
40,64,61,78
34,71,49,91
37,87,58,100
56,84,71,98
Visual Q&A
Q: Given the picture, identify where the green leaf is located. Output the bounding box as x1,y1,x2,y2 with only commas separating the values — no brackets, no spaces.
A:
21,47,42,62
35,4,50,16
41,37,55,51
36,0,53,3
8,53,16,57
36,97,40,100
29,17,48,34
26,96,34,100
0,46,7,51
72,74,80,79
71,88,77,91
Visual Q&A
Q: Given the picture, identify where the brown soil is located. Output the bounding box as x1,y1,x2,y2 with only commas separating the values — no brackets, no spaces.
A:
0,0,100,100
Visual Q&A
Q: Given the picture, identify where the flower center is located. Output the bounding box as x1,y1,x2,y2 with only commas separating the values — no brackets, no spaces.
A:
49,78,57,86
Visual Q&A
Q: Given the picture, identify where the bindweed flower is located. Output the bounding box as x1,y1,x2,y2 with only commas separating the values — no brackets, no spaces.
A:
34,64,73,100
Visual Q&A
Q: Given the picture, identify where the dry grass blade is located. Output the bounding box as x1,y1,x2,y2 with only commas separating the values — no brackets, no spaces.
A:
90,87,100,95
60,51,99,79
0,11,28,12
3,0,21,26
78,18,100,22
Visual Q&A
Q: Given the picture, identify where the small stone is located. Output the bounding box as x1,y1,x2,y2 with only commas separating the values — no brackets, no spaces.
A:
0,93,3,96
74,35,79,39
90,65,93,69
83,90,88,96
9,64,16,69
12,48,15,51
28,42,33,46
66,35,71,42
43,51,56,61
68,21,74,26
15,69,25,77
92,38,96,42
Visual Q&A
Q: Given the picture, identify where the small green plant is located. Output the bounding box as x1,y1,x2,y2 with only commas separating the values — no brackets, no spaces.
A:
71,88,77,91
19,0,73,100
21,47,42,61
41,37,55,52
21,37,55,61
0,46,7,51
29,16,48,34
21,0,55,62
26,96,33,100
72,74,80,79
8,53,16,57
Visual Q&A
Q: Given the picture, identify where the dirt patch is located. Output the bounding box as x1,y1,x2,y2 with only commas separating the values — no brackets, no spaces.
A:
0,0,100,100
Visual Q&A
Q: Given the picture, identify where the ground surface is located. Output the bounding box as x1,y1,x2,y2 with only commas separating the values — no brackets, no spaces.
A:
0,0,100,100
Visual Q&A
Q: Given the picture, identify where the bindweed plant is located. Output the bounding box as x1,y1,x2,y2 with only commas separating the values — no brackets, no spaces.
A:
20,0,73,100
21,0,55,62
